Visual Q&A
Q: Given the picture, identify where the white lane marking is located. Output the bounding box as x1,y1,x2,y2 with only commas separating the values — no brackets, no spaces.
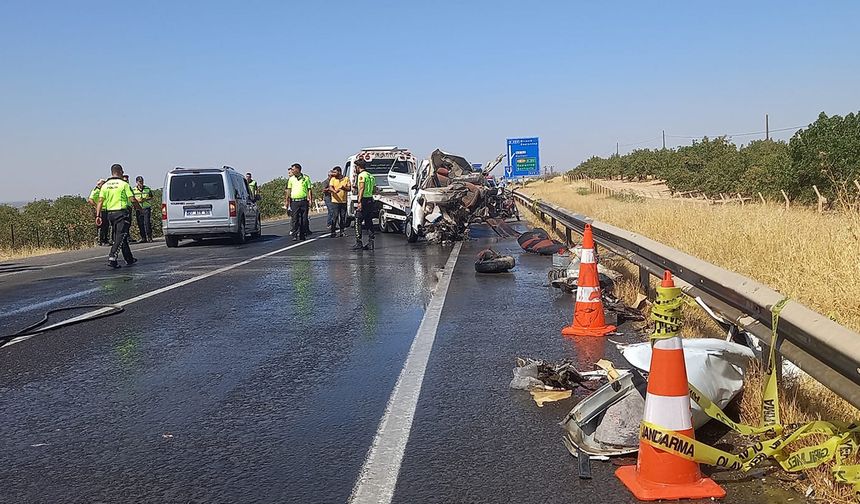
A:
2,238,318,347
0,219,295,279
0,244,163,279
348,241,462,504
1,287,101,318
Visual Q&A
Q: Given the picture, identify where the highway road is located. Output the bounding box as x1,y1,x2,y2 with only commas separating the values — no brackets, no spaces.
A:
0,217,794,503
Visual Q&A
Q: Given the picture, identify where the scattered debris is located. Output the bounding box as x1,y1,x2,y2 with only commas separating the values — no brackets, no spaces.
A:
510,357,590,391
531,389,573,407
474,249,515,273
561,370,648,457
548,245,623,293
517,228,566,255
162,433,175,439
30,443,49,448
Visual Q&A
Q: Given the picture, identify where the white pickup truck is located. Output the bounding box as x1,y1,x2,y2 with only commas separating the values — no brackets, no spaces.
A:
344,146,422,241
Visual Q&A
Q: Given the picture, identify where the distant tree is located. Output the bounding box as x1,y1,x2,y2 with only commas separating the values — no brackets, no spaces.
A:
739,140,791,200
789,111,860,204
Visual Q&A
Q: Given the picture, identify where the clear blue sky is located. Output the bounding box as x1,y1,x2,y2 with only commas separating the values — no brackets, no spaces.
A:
2,0,858,201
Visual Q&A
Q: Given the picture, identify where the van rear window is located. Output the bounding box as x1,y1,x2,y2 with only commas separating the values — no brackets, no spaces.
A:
169,174,225,201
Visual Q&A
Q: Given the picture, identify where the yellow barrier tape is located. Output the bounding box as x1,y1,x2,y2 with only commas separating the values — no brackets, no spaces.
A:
639,291,860,492
649,284,682,341
763,298,790,428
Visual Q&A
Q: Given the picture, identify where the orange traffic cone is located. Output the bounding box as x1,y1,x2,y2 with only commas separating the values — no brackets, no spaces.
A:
615,271,726,501
561,223,615,337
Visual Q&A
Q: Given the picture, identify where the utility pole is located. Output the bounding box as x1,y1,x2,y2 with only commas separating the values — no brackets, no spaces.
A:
662,130,666,149
765,114,770,140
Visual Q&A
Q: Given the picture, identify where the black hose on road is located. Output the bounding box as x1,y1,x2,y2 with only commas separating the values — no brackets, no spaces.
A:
0,305,124,348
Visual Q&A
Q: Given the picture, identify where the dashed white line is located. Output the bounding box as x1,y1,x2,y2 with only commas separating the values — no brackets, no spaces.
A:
2,237,318,347
348,241,462,504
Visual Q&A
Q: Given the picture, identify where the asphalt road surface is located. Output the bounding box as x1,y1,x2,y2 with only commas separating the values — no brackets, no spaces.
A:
0,217,796,503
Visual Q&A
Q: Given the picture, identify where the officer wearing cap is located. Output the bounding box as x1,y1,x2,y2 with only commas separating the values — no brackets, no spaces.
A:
132,176,154,243
95,164,142,268
87,179,110,246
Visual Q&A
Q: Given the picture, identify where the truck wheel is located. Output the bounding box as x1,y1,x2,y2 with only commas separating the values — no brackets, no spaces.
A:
165,235,179,248
405,220,419,243
232,220,247,245
379,209,392,233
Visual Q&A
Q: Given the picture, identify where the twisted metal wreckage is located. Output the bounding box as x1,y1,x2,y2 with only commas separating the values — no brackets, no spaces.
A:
414,150,518,242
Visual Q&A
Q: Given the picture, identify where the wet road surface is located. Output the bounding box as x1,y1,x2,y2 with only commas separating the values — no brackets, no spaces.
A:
0,218,797,503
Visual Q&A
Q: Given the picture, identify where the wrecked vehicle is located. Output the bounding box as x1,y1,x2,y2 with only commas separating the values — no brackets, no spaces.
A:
409,150,517,242
342,147,516,243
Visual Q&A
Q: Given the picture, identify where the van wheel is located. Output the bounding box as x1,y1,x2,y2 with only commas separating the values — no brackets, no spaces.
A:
165,235,180,248
250,216,262,240
233,220,247,245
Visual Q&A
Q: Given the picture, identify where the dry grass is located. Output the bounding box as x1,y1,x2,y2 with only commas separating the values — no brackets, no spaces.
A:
523,179,860,334
522,178,860,501
0,247,69,262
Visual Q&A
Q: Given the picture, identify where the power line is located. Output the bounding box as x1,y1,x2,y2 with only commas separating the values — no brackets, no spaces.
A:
619,137,661,148
666,125,805,140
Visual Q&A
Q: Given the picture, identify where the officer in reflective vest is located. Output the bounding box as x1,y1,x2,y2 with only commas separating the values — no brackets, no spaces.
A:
352,159,376,251
246,173,259,201
285,163,313,241
96,164,142,268
132,176,154,243
87,178,109,246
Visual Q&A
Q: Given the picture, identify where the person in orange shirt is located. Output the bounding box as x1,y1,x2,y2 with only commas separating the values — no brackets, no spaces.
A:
326,166,350,237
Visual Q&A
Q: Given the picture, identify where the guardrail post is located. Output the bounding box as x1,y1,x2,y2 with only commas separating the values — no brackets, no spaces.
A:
565,228,572,247
638,265,654,299
551,217,557,234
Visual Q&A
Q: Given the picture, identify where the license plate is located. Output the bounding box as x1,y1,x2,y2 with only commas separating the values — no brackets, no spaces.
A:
185,209,211,217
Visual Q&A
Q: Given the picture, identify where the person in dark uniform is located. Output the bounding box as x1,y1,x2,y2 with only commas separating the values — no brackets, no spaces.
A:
95,164,141,268
87,179,110,245
132,176,154,242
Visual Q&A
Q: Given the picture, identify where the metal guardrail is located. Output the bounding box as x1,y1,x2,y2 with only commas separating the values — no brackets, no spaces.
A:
511,189,860,410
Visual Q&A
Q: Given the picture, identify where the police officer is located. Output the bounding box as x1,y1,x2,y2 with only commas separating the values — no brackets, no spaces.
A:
95,164,141,268
284,163,313,241
245,172,259,201
352,159,376,251
87,178,109,245
132,176,154,242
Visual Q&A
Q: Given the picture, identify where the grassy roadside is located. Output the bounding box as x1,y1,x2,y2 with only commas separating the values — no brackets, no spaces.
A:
520,178,860,502
0,247,71,262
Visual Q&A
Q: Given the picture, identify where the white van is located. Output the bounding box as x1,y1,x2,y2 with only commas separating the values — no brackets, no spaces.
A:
162,166,261,247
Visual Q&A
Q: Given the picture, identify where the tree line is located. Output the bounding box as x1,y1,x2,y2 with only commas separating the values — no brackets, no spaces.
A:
0,177,327,252
572,112,860,205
